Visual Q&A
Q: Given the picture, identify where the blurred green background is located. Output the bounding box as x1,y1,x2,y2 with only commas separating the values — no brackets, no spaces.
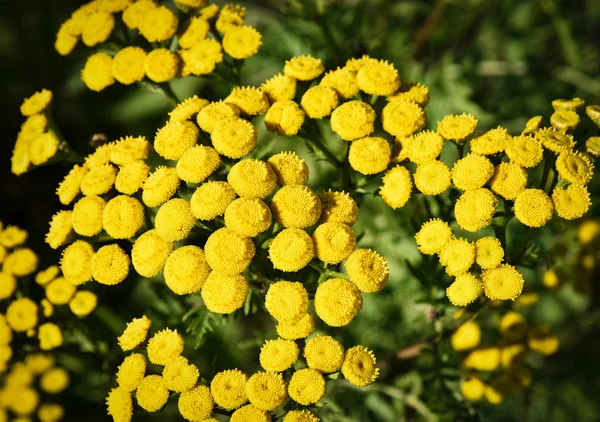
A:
1,0,599,421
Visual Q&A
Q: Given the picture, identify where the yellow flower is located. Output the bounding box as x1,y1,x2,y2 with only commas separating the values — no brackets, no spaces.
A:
164,246,210,295
40,367,69,394
345,248,389,293
122,0,156,29
341,345,379,387
380,165,412,209
38,322,63,350
437,113,477,142
29,131,59,165
265,281,308,323
202,272,249,314
204,227,255,274
91,244,130,285
4,386,39,415
470,127,511,155
216,4,245,33
82,11,114,46
169,96,210,123
268,229,314,273
586,136,600,157
155,120,199,161
55,22,78,56
103,195,145,239
79,163,117,196
260,338,300,372
514,189,554,227
516,292,540,307
38,403,64,422
522,115,543,135
145,48,179,83
211,117,258,159
115,160,149,195
85,143,114,169
162,356,199,393
117,353,147,392
142,166,180,207
178,385,214,422
463,347,501,371
461,377,485,401
6,298,37,332
131,229,173,277
261,73,297,103
223,25,262,59
211,369,248,411
304,335,344,373
528,325,559,355
228,159,277,198
535,128,575,154
414,160,451,195
356,60,400,96
3,248,38,276
225,87,270,116
482,264,524,300
451,321,480,351
60,240,93,285
155,198,196,242
475,237,504,269
408,130,444,164
231,405,271,422
46,277,76,304
543,268,561,289
348,136,391,175
147,329,184,365
20,89,52,116
578,220,600,245
387,82,430,106
454,188,498,232
319,190,358,226
277,313,315,340
313,222,356,264
139,5,178,42
267,151,309,186
283,410,319,422
71,195,105,237
271,185,322,228
45,210,74,249
446,273,481,306
0,272,16,300
118,315,152,351
245,372,287,411
112,47,146,85
20,114,48,140
440,238,475,276
136,375,169,412
505,135,543,168
381,100,426,138
501,344,526,367
0,314,12,344
552,97,585,111
190,181,237,220
320,67,358,100
178,16,210,49
179,38,223,76
586,105,600,126
550,109,579,132
56,164,87,205
0,225,28,248
81,52,115,92
489,162,528,200
225,198,272,238
288,368,325,405
315,277,362,327
330,100,376,141
499,311,527,341
106,387,133,422
555,151,594,185
552,184,591,220
284,55,324,81
69,290,97,317
451,154,494,190
300,85,339,119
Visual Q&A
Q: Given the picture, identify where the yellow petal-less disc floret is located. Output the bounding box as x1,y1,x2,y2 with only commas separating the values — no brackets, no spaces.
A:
414,160,451,195
142,166,180,208
357,60,400,96
304,335,344,373
154,198,196,242
463,347,501,372
0,272,16,300
320,67,359,100
69,290,98,316
169,95,210,123
228,159,277,199
117,353,147,392
475,237,504,269
437,113,477,142
264,100,305,137
162,356,199,393
380,165,412,209
341,346,379,387
315,278,362,327
20,89,52,116
38,403,64,422
35,265,59,286
204,228,255,275
522,115,543,135
164,246,210,295
313,222,356,264
225,87,270,116
230,404,271,422
215,4,246,33
40,367,69,393
178,385,214,422
131,229,173,277
81,10,114,46
180,39,224,76
103,195,145,239
259,339,300,372
6,298,38,332
267,151,309,186
269,228,314,272
57,164,87,205
555,151,594,185
3,247,38,276
408,130,444,164
528,325,559,355
451,154,494,190
489,162,528,200
106,387,133,422
245,372,287,411
284,55,324,81
177,146,221,184
154,120,198,160
550,109,579,132
71,195,105,237
482,264,524,300
39,322,63,350
118,315,152,351
92,244,130,285
319,190,358,226
271,185,322,229
535,128,575,154
415,218,453,255
552,184,591,220
110,136,150,165
301,86,339,119
348,137,391,175
505,135,543,168
112,47,146,85
223,25,262,59
211,117,257,159
346,248,389,293
61,240,94,285
55,22,78,56
46,210,74,249
46,277,76,304
586,136,600,157
277,314,315,340
139,5,178,42
81,52,115,92
80,163,117,196
178,16,210,49
470,127,511,155
197,101,240,134
147,329,184,365
454,188,498,232
381,100,426,138
29,132,59,165
283,410,319,422
330,100,376,141
461,377,485,401
0,225,28,248
85,143,114,169
514,189,554,228
440,238,475,276
261,73,297,103
265,281,309,324
115,160,149,195
288,368,326,405
225,198,272,237
552,97,585,111
499,311,527,340
136,375,169,412
191,181,237,220
451,321,481,351
211,369,248,411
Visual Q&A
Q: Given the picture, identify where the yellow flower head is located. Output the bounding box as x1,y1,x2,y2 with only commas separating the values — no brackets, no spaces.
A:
204,228,255,275
543,268,561,289
55,22,78,55
139,5,178,42
451,154,494,190
111,136,150,166
20,89,52,116
106,387,133,422
61,240,93,285
115,160,149,195
0,225,28,248
0,272,16,300
131,229,173,277
528,325,559,355
82,11,114,46
357,60,400,96
313,222,356,264
38,403,64,422
46,277,76,304
440,238,475,276
136,375,169,412
144,48,179,83
319,190,358,226
271,185,322,229
555,151,594,185
178,385,214,421
535,128,575,154
578,220,600,245
3,247,38,276
192,274,241,315
211,117,257,159
45,210,74,249
216,4,246,33
225,87,270,116
284,55,324,81
118,315,152,351
228,159,277,198
304,335,344,373
414,160,451,195
259,338,300,372
437,113,477,142
482,264,524,300
25,354,54,375
117,353,146,392
463,347,501,372
514,189,554,227
225,198,272,238
277,313,315,340
155,198,196,242
330,100,376,141
154,120,198,160
489,162,528,200
348,137,391,175
179,38,223,76
211,369,248,411
470,127,511,155
262,73,297,103
178,16,210,49
6,298,38,332
245,372,287,411
499,311,527,341
501,344,527,367
288,368,325,405
552,97,585,111
79,163,116,196
320,67,359,100
454,188,498,232
346,248,389,293
586,136,600,157
267,151,309,186
85,143,114,169
341,345,379,387
147,329,184,365
380,165,412,209
81,52,115,92
191,181,237,220
475,237,504,269
521,115,543,136
169,95,210,123
122,0,156,29
69,290,98,317
29,131,59,165
301,86,339,119
177,146,221,184
92,244,130,285
408,130,444,164
381,100,426,138
112,47,146,85
265,281,309,324
283,410,320,422
39,322,63,350
162,356,199,393
71,195,105,237
550,109,580,132
553,184,591,220
586,104,600,126
57,164,87,205
505,135,543,168
20,114,48,140
164,246,210,295
388,82,430,106
446,273,481,306
451,321,481,351
461,377,485,401
315,277,362,327
223,25,262,59
40,367,69,393
142,166,180,208
103,195,145,239
231,404,270,422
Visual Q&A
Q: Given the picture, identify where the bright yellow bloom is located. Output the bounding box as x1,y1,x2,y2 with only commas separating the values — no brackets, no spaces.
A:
283,410,320,422
304,335,344,373
501,344,526,367
142,166,180,208
408,130,444,164
92,244,130,285
144,48,179,83
268,228,313,272
271,185,322,228
330,100,376,141
499,311,527,340
552,98,585,111
555,151,594,185
348,137,391,175
82,11,114,46
301,86,339,119
414,160,451,195
578,220,600,245
550,109,579,132
475,237,504,269
45,210,74,249
81,52,115,92
20,89,52,116
169,96,210,123
223,25,262,59
586,136,600,157
163,356,199,392
225,198,272,237
79,163,117,196
115,160,149,195
38,323,62,350
231,405,271,422
85,143,114,169
259,339,299,372
535,128,575,154
288,368,325,405
154,120,198,160
505,135,543,168
60,240,93,285
265,281,308,323
178,16,210,49
103,195,145,238
116,353,146,392
38,403,64,422
0,272,16,300
211,369,248,411
215,4,245,33
228,159,277,198
463,347,501,371
190,181,237,220
204,227,255,274
356,60,400,96
131,229,173,277
313,222,356,264
139,5,178,42
261,73,297,103
164,246,210,295
136,375,169,412
319,190,358,226
346,248,389,293
106,387,133,422
276,313,315,340
29,131,59,165
440,238,475,276
3,247,38,276
528,325,559,355
0,225,28,248
437,113,477,142
179,38,223,76
202,272,248,314
341,345,379,387
455,188,498,232
552,184,591,220
154,198,196,242
267,151,309,186
315,277,362,327
178,385,214,422
122,0,156,29
451,154,494,190
40,367,69,393
522,115,543,135
461,377,485,401
320,67,359,100
543,268,561,289
225,87,270,116
55,22,78,55
489,162,528,200
112,47,146,85
284,55,324,81
69,290,97,316
147,329,184,365
6,298,38,332
211,117,257,159
118,315,151,351
470,127,511,155
482,264,524,300
387,82,430,106
46,277,76,304
71,195,105,237
516,292,540,307
451,321,481,351
245,372,287,411
381,100,426,138
446,273,481,306
56,164,87,205
514,189,554,227
380,165,412,209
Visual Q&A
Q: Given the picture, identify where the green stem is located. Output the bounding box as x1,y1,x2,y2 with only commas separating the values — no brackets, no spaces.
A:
160,82,180,105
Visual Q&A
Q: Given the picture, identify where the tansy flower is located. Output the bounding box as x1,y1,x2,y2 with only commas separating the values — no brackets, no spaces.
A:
301,86,339,119
315,277,362,327
259,339,300,372
45,210,74,249
451,321,481,351
228,159,277,198
41,367,70,393
356,60,400,96
136,375,169,412
501,344,526,367
55,22,78,55
225,198,272,237
145,48,180,83
552,97,585,111
269,228,314,272
475,237,504,269
454,188,498,232
514,189,554,227
522,115,543,135
304,335,344,373
499,311,527,341
387,82,430,106
82,11,114,46
516,292,540,307
535,128,575,154
122,0,156,29
320,67,359,100
437,113,477,142
245,372,287,411
80,163,117,196
0,225,28,248
190,181,237,220
461,377,485,401
555,151,594,185
202,273,249,314
46,277,76,304
586,136,600,157
162,356,199,392
29,132,59,165
178,16,210,49
271,185,322,228
283,410,320,422
348,137,391,175
330,100,376,141
112,47,146,85
179,39,223,76
341,346,379,387
60,240,94,285
225,87,270,116
381,100,426,138
211,117,257,159
223,25,262,59
117,353,146,392
463,347,501,372
543,269,561,289
505,135,543,168
69,290,97,317
169,96,210,123
3,247,38,276
482,264,524,300
147,329,184,365
451,154,494,190
139,5,178,42
265,281,308,324
6,298,38,332
154,198,196,242
38,403,64,422
178,385,214,422
0,272,16,300
142,166,180,208
131,229,173,277
288,368,326,405
414,160,451,195
39,323,62,350
319,190,358,226
204,228,255,274
85,143,114,169
408,130,444,164
489,162,528,200
578,220,600,245
115,160,149,195
107,136,148,165
164,246,210,295
216,4,246,33
439,238,475,276
276,313,315,340
20,89,52,116
267,151,309,186
550,109,579,132
446,273,481,306
379,165,412,209
346,248,389,293
103,195,145,239
20,114,47,140
470,127,511,155
211,369,248,411
313,222,356,264
528,325,559,355
231,404,271,422
81,52,115,92
118,315,152,351
587,104,600,125
552,184,591,220
261,73,297,103
154,120,198,160
284,55,324,81
92,244,130,285
106,387,133,422
71,195,106,237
